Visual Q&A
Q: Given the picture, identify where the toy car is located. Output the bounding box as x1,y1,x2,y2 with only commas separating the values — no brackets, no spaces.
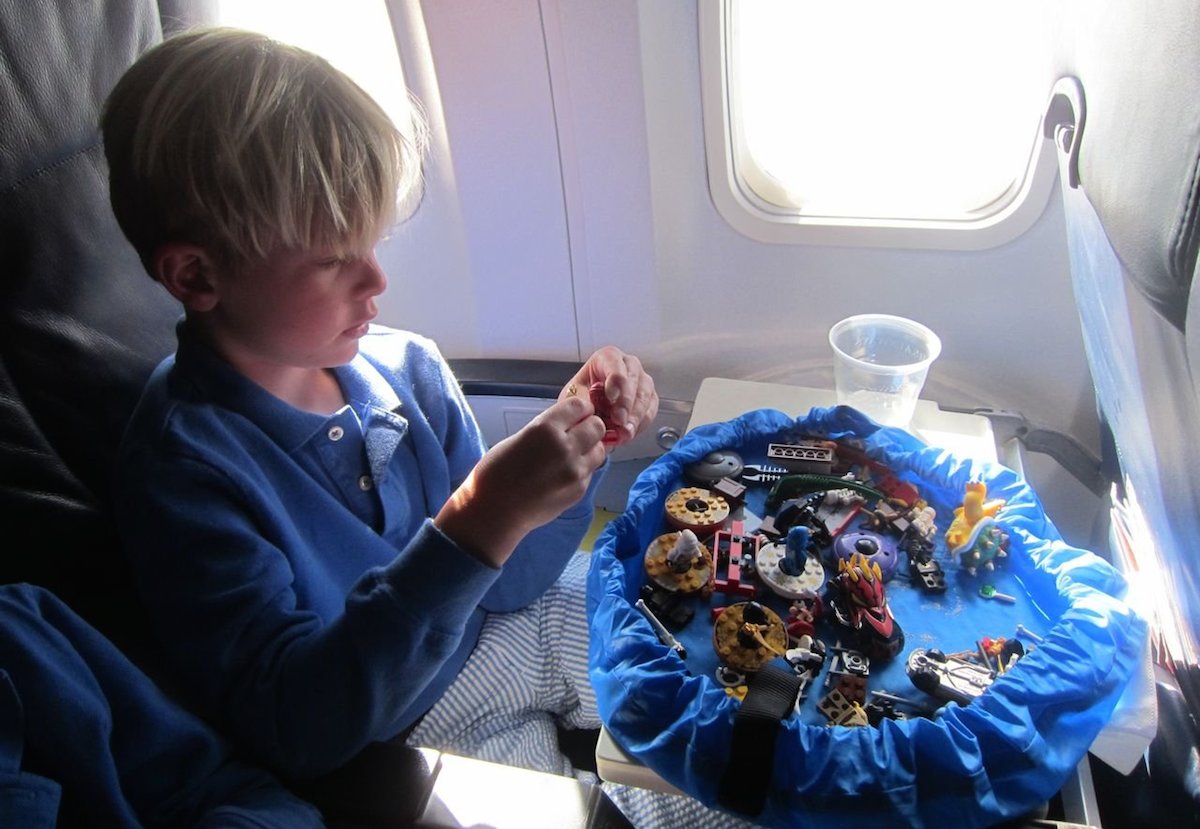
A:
905,648,994,705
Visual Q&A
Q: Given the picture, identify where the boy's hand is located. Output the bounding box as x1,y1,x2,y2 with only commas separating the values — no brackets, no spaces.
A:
436,394,607,567
560,346,658,448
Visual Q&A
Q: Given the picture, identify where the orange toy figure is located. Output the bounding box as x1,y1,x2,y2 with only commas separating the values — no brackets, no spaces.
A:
945,481,1005,553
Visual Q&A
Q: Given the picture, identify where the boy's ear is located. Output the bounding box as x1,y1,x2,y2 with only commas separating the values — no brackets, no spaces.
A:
154,243,221,312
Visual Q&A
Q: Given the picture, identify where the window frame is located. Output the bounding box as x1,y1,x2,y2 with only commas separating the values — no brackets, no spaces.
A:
698,0,1059,250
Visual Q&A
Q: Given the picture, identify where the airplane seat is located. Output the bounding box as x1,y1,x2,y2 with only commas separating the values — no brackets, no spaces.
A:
1045,5,1200,825
0,0,212,666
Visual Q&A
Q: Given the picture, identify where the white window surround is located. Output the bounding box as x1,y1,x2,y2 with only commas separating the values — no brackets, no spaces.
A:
699,1,1059,251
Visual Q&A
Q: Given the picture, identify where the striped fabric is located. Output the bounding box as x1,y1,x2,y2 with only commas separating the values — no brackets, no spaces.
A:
409,551,764,828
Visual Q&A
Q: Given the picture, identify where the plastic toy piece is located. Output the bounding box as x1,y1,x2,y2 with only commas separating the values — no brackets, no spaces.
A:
1015,623,1044,644
635,598,688,659
958,520,1010,577
864,690,934,725
712,601,788,673
664,487,731,536
908,554,947,593
980,636,1026,674
829,442,921,506
766,473,886,511
822,645,870,709
978,584,1016,603
764,495,832,549
785,633,827,705
710,476,747,506
587,382,621,446
945,481,1006,552
817,689,869,727
766,441,835,474
715,666,747,688
644,530,713,595
784,595,823,641
906,648,995,705
830,530,900,582
826,553,905,661
683,450,744,487
738,464,790,485
638,584,694,630
755,530,825,600
711,521,760,600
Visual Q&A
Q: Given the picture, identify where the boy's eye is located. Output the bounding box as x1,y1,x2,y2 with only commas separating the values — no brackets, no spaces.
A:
318,257,346,268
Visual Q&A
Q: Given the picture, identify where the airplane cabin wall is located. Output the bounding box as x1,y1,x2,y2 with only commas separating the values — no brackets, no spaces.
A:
376,0,1104,547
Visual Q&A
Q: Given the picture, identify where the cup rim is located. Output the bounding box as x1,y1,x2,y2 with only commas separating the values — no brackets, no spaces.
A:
828,313,943,372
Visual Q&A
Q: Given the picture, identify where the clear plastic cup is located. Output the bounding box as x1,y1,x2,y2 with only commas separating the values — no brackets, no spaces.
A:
828,314,941,429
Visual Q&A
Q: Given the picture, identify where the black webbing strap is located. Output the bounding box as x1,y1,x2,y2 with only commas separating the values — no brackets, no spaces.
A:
717,663,802,817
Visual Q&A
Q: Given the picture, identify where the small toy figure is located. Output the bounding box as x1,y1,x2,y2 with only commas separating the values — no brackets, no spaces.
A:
755,530,825,600
826,552,905,661
712,601,788,673
785,594,823,641
644,530,712,594
784,634,826,679
945,481,1005,552
908,501,937,542
667,529,702,572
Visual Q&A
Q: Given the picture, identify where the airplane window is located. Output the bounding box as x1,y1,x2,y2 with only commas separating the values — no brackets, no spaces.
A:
215,0,421,213
702,0,1057,249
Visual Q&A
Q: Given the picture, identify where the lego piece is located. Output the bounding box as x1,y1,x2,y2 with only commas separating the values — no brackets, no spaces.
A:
766,441,835,474
830,530,900,582
638,584,694,630
711,476,748,505
712,601,787,673
587,382,621,446
635,598,688,659
755,536,825,600
978,584,1016,603
908,555,947,593
683,450,744,487
664,487,730,536
644,530,713,594
766,474,885,511
817,689,869,727
711,522,760,599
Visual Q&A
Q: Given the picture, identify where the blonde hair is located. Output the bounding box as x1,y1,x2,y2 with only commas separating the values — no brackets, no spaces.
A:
102,27,426,275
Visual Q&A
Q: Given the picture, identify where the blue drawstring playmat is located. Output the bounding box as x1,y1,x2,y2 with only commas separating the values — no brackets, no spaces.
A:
587,406,1147,828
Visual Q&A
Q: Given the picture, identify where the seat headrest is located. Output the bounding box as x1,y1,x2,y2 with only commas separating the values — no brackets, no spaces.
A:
1063,8,1200,331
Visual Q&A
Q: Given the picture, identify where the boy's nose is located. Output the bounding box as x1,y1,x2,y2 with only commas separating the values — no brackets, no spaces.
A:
358,253,387,296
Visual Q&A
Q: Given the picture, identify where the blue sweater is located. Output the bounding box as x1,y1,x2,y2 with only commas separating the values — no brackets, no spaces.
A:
113,323,600,779
0,584,322,828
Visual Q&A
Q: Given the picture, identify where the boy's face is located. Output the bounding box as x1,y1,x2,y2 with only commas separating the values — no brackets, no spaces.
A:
204,245,387,384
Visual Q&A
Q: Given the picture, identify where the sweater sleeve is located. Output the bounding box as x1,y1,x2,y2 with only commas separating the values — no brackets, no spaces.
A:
114,450,500,780
477,459,607,612
0,584,325,827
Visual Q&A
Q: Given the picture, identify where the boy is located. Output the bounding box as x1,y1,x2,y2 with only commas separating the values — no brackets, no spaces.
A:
104,26,656,784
